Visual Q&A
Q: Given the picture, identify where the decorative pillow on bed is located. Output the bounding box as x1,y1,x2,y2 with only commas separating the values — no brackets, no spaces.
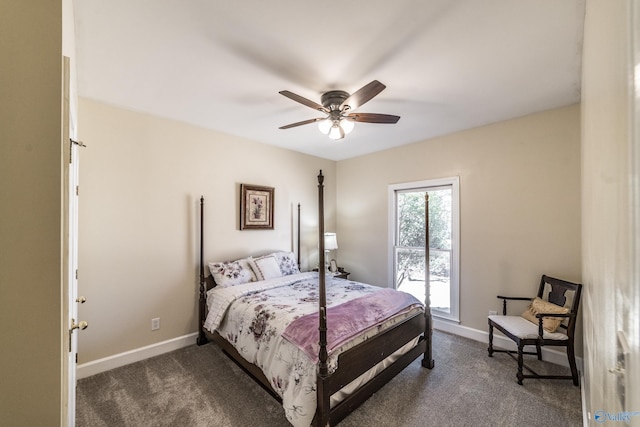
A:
520,297,569,333
248,254,283,281
237,257,258,282
208,260,254,287
272,251,300,276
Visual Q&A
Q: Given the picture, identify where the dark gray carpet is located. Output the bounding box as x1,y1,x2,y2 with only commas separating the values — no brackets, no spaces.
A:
76,331,582,426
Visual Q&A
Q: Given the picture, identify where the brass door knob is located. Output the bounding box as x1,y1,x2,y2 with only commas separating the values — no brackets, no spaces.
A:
71,319,88,331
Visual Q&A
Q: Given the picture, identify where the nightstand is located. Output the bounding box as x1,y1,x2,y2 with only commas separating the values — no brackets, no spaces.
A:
312,268,350,280
333,268,350,280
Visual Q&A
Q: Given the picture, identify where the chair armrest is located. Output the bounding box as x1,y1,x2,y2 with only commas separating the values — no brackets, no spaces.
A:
534,312,576,337
496,295,532,315
534,312,575,319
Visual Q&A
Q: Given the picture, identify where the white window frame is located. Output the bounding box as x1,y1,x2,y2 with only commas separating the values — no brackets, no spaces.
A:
388,176,460,323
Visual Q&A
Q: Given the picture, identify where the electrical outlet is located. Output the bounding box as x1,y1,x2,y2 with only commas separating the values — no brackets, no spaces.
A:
151,317,160,331
489,310,497,316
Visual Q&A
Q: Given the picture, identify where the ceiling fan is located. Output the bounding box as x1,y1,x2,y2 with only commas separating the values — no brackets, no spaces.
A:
278,80,400,140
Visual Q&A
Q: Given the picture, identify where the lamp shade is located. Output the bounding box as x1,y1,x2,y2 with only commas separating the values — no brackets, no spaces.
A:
328,124,345,140
318,118,332,134
324,232,338,251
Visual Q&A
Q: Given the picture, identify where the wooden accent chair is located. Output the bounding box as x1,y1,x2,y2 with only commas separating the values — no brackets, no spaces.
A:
487,275,582,386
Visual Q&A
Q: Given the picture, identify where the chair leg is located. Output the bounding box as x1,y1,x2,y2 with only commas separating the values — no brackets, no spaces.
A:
517,343,524,385
567,343,579,386
488,323,494,357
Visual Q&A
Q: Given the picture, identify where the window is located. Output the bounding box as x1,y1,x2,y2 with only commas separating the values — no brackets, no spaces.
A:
388,177,460,322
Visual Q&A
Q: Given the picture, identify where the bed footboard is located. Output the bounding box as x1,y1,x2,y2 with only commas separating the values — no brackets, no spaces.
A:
314,312,427,426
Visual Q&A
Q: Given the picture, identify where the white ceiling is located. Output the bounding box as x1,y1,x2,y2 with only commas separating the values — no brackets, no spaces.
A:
73,0,585,161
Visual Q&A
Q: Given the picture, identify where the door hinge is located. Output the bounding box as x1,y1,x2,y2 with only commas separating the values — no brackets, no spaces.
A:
76,353,78,364
75,269,78,280
76,185,79,196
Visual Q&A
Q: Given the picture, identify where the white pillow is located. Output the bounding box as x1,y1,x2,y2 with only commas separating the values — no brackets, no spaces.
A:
272,251,300,276
237,257,258,282
208,260,253,287
249,254,282,281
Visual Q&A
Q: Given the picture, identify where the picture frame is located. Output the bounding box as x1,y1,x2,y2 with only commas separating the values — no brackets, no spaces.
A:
240,184,274,230
329,259,338,273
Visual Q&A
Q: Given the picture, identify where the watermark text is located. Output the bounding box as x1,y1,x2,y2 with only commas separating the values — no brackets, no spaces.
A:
594,410,640,424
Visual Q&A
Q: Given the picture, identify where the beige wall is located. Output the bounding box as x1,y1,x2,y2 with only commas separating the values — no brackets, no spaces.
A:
77,98,335,363
0,1,65,425
581,0,636,420
337,105,582,346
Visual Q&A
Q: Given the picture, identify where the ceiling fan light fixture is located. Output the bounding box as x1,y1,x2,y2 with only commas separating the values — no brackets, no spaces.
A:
341,118,354,135
328,123,345,140
320,118,353,139
318,118,332,134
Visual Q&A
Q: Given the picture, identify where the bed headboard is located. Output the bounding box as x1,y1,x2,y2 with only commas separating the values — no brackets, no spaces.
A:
197,196,302,344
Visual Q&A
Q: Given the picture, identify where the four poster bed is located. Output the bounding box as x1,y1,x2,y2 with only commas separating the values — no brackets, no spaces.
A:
197,170,434,426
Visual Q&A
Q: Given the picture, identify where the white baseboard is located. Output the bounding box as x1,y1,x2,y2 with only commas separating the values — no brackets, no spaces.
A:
433,318,584,372
77,332,198,379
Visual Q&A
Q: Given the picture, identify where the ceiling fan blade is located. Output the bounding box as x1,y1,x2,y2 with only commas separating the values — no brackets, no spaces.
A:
340,80,386,111
279,117,325,129
345,112,400,124
279,91,328,113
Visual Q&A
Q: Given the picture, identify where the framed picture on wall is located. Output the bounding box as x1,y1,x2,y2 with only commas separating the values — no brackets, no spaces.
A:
240,184,274,230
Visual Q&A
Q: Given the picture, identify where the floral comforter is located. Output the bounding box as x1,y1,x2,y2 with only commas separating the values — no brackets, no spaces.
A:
204,272,423,427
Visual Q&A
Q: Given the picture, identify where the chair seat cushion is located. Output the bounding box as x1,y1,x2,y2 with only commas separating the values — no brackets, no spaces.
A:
489,315,569,340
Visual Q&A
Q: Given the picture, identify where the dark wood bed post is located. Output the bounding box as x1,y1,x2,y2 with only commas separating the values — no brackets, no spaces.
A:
422,193,435,368
316,171,330,427
197,196,209,346
297,203,301,268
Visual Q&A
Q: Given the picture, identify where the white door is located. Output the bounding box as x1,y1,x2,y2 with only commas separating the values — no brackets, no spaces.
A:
67,138,84,426
582,2,640,423
63,56,86,427
624,0,640,416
